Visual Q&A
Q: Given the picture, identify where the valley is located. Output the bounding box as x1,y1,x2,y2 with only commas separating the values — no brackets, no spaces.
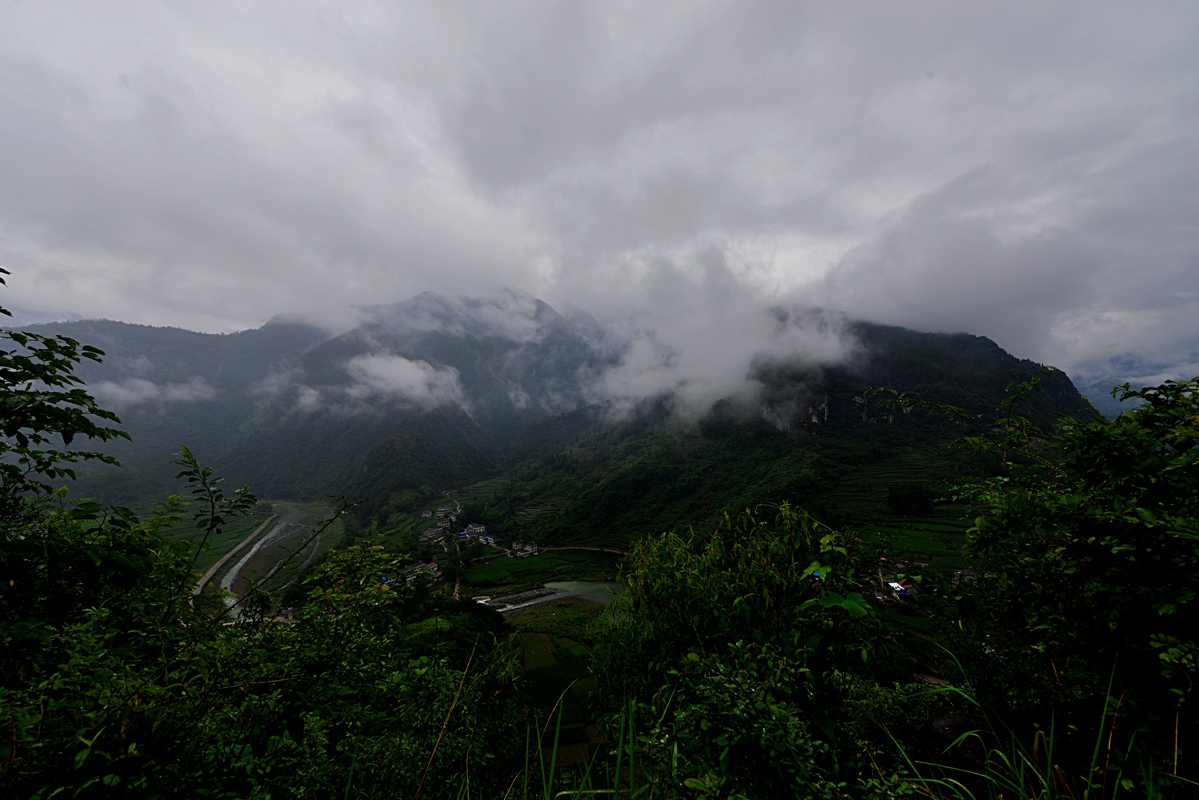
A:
8,4,1197,793
16,288,1192,798
114,297,1079,625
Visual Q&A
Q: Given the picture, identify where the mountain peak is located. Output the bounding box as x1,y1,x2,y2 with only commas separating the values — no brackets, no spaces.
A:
355,288,576,345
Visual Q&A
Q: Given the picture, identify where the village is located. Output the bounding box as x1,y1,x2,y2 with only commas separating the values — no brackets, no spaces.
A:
402,501,948,603
870,555,928,603
401,503,541,586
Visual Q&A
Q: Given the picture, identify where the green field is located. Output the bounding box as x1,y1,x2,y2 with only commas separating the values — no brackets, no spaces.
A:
464,476,512,499
234,502,347,593
193,501,350,598
507,596,608,646
514,631,596,726
466,551,622,594
513,500,563,523
426,477,513,512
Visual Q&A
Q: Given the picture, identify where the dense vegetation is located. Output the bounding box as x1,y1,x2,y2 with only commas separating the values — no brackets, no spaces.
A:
586,375,1199,797
3,277,1196,797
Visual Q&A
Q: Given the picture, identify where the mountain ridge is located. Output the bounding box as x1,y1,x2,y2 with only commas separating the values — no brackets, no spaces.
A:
17,290,1093,509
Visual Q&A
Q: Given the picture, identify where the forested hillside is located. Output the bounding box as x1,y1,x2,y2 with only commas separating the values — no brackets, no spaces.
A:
359,318,1092,551
24,290,615,505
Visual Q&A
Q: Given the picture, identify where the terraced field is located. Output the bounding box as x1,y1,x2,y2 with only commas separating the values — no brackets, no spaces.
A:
507,596,608,643
823,449,974,561
465,476,512,500
428,477,512,511
514,500,563,524
566,447,595,461
859,511,972,560
518,631,559,670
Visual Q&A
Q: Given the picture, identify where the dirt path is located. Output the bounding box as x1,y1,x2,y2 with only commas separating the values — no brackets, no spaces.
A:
193,514,278,596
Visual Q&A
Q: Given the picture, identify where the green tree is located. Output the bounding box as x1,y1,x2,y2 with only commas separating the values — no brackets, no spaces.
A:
888,376,1199,777
0,274,527,797
595,504,888,797
0,268,128,513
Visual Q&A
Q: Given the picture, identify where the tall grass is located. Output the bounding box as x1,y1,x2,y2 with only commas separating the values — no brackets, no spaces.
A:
890,661,1196,799
438,689,648,800
427,651,1197,799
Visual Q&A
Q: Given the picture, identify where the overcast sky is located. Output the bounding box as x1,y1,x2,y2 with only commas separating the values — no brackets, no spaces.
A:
2,1,1196,385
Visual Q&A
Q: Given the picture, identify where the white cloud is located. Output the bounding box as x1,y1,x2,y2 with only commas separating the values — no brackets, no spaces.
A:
294,385,323,414
91,376,216,408
588,250,860,416
344,354,466,407
249,354,468,416
250,368,302,399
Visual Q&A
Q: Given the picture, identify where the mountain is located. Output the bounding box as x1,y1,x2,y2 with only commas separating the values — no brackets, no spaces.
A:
31,317,331,502
453,319,1095,549
20,291,1094,514
292,290,616,439
1067,350,1199,419
23,290,617,505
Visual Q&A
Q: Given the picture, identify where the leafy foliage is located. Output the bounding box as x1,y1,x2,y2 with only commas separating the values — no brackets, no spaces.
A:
0,269,129,512
941,380,1199,753
0,288,525,798
595,504,890,796
8,272,1198,796
870,374,1199,789
1,492,524,797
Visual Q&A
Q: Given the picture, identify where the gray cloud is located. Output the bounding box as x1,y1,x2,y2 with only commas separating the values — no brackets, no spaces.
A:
1,1,1196,388
582,248,861,416
359,289,557,344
